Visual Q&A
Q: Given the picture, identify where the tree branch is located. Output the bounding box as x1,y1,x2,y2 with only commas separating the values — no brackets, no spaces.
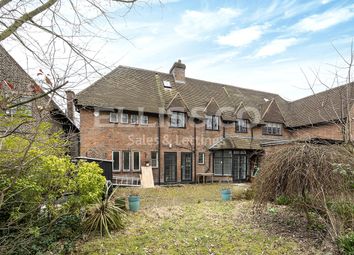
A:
0,0,58,42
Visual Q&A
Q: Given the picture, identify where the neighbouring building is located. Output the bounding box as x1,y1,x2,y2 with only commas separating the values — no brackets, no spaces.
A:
75,60,354,184
0,45,79,158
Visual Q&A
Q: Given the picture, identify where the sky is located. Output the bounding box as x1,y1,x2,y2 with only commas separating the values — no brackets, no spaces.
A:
5,0,354,101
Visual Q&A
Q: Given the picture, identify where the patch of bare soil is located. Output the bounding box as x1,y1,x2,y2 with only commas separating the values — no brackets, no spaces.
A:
233,202,338,254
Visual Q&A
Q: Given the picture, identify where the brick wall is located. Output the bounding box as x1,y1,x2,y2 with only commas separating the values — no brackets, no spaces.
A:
79,107,353,184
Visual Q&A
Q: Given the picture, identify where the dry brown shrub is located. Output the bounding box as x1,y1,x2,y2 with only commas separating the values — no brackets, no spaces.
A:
254,142,354,241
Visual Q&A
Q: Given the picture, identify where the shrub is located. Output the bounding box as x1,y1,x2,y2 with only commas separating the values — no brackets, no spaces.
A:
337,232,354,255
275,195,292,205
84,190,126,237
254,143,354,243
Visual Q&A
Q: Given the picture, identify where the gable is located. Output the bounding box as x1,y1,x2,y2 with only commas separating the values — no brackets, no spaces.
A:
204,97,221,116
166,92,189,113
261,99,285,123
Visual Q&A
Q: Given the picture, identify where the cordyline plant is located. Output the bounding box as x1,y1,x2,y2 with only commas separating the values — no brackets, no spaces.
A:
253,142,354,242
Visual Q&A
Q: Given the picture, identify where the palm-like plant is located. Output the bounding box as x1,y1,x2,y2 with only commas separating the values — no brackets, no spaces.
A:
84,184,126,237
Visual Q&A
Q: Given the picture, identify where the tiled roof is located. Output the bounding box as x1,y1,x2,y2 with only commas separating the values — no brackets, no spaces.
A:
76,65,354,127
209,137,262,150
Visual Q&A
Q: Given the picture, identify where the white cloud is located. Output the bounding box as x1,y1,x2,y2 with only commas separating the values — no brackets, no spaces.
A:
216,25,267,47
292,6,354,32
255,38,299,57
175,8,242,40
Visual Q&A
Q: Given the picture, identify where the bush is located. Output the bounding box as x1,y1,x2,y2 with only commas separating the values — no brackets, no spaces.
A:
253,143,354,243
338,232,354,255
275,195,292,205
84,190,126,237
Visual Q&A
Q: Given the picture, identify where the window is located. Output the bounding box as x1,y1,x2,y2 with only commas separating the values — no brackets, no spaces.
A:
151,151,158,168
109,112,119,123
133,151,140,171
112,151,120,171
236,119,248,133
131,114,139,124
214,151,223,175
206,115,219,130
121,113,128,123
140,115,148,125
170,112,185,128
213,150,233,176
262,123,282,135
198,152,205,164
123,151,130,171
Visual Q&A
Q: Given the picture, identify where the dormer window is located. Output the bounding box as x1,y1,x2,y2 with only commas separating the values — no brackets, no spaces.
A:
263,122,282,135
170,111,185,128
206,115,219,131
235,119,248,133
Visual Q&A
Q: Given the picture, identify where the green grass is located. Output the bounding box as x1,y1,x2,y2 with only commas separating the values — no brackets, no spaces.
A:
76,184,320,255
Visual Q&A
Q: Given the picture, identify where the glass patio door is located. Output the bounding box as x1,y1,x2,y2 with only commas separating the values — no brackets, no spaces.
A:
164,152,177,183
181,152,192,182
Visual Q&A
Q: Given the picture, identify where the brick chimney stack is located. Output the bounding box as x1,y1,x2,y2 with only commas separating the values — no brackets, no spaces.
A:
65,90,75,121
169,59,186,83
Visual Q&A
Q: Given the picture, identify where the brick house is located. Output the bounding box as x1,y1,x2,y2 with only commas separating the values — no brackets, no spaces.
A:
0,45,79,158
75,60,354,184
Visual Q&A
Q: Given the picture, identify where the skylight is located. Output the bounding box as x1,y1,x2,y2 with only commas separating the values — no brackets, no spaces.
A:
163,80,172,89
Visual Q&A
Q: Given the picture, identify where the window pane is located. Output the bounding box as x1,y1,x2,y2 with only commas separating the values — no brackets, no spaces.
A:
123,151,130,170
131,114,138,124
223,154,232,176
213,116,219,130
121,113,128,123
178,112,185,127
110,113,118,123
151,151,158,167
133,152,140,170
140,115,148,125
171,112,177,127
198,152,204,164
206,116,212,129
113,151,119,170
214,157,222,175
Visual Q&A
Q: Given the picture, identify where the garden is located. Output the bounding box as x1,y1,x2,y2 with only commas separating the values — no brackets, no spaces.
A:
77,184,332,254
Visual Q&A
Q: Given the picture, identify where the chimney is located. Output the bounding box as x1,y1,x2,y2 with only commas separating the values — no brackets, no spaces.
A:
169,59,186,83
65,90,75,121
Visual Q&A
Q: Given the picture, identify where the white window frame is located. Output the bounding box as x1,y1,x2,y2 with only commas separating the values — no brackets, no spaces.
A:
121,113,129,124
236,119,248,133
112,151,120,172
151,151,158,168
263,122,282,136
122,151,130,171
140,115,148,125
198,152,205,165
206,115,219,130
132,151,141,171
131,114,139,125
109,112,119,123
170,111,185,128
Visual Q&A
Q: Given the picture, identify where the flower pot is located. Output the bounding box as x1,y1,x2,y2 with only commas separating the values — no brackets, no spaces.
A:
128,195,140,212
221,188,232,201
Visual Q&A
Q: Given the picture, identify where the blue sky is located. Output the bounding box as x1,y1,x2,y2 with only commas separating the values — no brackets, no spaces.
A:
99,0,354,100
5,0,354,101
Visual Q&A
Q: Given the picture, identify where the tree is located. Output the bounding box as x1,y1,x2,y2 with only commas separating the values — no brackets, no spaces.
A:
0,0,139,110
301,43,353,144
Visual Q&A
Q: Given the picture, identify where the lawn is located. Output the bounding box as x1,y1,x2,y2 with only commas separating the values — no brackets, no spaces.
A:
76,184,324,255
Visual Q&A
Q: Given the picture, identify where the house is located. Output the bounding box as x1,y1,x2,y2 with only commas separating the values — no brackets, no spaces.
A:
75,60,354,184
0,45,79,158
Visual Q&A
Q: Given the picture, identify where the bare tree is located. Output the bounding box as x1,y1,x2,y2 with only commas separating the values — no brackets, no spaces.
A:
0,0,140,109
301,42,353,144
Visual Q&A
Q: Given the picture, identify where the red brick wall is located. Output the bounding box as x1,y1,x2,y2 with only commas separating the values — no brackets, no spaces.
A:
291,123,343,141
79,107,352,184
